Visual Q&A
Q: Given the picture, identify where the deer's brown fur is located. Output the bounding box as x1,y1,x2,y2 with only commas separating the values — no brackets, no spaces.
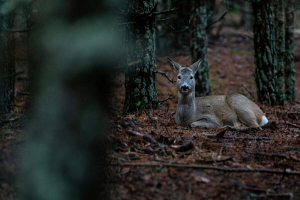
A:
168,58,268,129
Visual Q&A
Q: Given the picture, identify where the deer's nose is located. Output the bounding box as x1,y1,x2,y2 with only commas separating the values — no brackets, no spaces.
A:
181,85,189,91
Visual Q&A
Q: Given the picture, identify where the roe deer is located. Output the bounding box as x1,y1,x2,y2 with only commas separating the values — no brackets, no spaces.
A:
168,58,268,129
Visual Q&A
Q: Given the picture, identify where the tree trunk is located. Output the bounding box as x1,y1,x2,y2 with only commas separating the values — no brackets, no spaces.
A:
284,0,295,102
14,7,31,112
20,1,116,199
206,0,215,34
190,0,210,97
0,9,16,114
252,0,284,105
124,0,157,113
275,0,285,103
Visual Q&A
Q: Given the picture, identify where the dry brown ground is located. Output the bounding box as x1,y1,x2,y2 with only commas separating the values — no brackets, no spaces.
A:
110,32,300,199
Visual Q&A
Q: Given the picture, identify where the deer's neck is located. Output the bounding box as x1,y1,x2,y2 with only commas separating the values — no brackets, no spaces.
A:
176,92,196,126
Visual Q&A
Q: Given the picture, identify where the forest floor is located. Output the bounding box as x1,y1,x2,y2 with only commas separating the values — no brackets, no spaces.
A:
0,27,300,199
110,29,300,200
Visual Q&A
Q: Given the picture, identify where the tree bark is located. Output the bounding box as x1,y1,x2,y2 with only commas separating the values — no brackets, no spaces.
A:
124,0,157,113
0,8,16,114
190,0,210,97
252,0,284,105
284,0,295,102
275,0,285,103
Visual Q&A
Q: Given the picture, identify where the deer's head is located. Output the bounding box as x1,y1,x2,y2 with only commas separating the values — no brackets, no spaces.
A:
168,58,202,95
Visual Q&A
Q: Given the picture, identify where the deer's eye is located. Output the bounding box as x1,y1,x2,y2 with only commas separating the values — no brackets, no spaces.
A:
190,76,193,79
178,75,181,79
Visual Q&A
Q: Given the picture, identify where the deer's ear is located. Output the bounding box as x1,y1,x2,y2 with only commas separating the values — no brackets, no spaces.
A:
167,58,181,73
190,59,202,75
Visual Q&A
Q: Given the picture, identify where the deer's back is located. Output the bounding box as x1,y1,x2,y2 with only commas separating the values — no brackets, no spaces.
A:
195,94,263,127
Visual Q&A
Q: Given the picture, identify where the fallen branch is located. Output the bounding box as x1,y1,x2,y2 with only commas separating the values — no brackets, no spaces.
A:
126,129,193,152
169,142,193,152
155,70,176,83
126,129,158,144
202,157,232,163
241,186,268,193
286,122,300,129
111,162,300,175
223,136,270,140
249,152,300,161
258,193,293,199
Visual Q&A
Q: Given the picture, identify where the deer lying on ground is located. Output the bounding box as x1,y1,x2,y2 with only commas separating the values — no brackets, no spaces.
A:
168,58,268,129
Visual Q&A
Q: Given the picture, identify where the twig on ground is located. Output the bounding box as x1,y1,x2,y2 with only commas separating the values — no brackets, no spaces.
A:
170,142,193,152
241,186,268,193
223,136,270,140
258,193,293,199
202,157,232,163
126,129,158,144
155,70,176,83
286,122,300,129
249,152,300,161
111,162,300,175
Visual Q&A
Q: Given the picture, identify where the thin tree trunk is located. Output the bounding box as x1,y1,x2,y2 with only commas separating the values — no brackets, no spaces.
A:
275,0,285,103
14,7,30,112
0,9,16,114
284,0,295,102
252,0,284,105
206,0,215,34
124,0,157,113
190,0,210,97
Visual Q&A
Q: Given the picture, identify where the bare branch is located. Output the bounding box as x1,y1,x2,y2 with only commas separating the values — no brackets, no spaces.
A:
240,84,254,99
223,136,270,140
286,6,300,14
206,11,227,30
1,26,36,32
170,142,193,152
153,8,178,16
126,129,158,144
156,18,170,22
249,152,300,162
157,94,172,105
111,162,300,175
139,1,158,16
154,70,176,83
163,22,189,33
286,122,300,129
